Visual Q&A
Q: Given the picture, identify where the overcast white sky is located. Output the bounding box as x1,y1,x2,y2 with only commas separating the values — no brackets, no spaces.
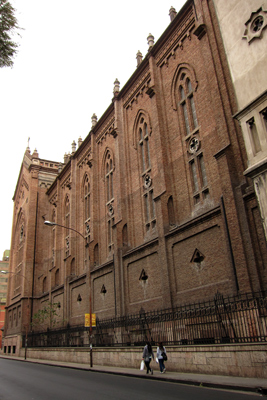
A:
0,0,187,258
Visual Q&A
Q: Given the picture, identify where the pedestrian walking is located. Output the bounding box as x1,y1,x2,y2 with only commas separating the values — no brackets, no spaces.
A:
142,341,154,375
157,342,167,373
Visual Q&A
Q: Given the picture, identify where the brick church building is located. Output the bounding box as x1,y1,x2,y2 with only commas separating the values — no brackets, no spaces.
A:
4,0,267,354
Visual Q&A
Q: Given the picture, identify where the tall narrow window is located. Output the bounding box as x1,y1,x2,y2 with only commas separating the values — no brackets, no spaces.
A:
84,176,90,221
179,77,198,136
139,121,151,172
65,196,70,258
122,224,128,247
199,154,207,187
144,193,149,222
94,244,99,266
43,277,47,293
143,188,156,230
55,269,60,286
107,218,114,252
52,209,56,267
189,149,209,203
149,190,155,220
84,175,90,242
248,117,261,154
71,258,75,276
106,153,114,202
261,108,267,135
144,123,151,169
167,196,175,226
140,128,146,171
190,160,199,192
136,112,156,231
180,86,190,135
105,151,115,254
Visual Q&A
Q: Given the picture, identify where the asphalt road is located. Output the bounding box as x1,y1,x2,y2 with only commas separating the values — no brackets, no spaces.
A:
0,359,261,400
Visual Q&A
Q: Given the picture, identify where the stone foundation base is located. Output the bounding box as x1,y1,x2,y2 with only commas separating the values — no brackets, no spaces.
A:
14,343,267,379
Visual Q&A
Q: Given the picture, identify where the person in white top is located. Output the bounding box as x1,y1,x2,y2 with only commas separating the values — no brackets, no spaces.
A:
156,342,167,373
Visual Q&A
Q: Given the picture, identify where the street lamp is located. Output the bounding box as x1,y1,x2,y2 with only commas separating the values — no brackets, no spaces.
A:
44,221,93,367
1,270,30,360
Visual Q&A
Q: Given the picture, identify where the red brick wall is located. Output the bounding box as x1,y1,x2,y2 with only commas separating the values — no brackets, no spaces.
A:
4,0,267,338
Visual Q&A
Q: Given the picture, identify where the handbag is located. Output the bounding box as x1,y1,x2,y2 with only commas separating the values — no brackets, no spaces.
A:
161,352,167,361
140,360,145,370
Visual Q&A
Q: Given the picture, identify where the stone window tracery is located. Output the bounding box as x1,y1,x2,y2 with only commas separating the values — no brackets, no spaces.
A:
106,153,114,203
175,66,208,204
243,7,267,44
84,175,90,242
51,209,56,267
179,77,198,137
104,151,115,254
65,196,70,258
136,113,156,232
139,122,151,172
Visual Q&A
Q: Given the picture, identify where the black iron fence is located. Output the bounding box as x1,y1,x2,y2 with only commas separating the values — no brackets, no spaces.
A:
25,291,267,348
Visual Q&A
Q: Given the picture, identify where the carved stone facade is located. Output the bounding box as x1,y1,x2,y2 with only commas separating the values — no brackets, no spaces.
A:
4,0,267,354
213,0,267,239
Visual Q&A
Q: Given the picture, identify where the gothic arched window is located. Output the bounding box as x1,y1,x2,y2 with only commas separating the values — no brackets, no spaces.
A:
136,113,156,231
174,66,209,204
139,121,151,173
65,196,70,258
179,77,198,136
84,175,90,222
52,209,56,267
84,175,91,242
104,151,114,253
106,153,114,203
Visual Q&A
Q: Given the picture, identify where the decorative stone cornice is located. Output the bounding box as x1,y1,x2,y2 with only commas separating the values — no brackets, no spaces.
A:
61,174,71,190
96,118,117,145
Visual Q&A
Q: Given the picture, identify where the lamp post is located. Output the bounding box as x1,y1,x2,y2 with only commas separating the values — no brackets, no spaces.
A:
44,221,93,367
1,270,30,360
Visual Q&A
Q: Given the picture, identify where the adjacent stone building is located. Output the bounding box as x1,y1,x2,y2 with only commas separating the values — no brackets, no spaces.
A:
4,0,267,354
213,0,267,238
0,250,9,349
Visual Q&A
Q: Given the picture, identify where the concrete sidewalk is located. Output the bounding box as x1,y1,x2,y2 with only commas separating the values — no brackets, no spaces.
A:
0,355,266,395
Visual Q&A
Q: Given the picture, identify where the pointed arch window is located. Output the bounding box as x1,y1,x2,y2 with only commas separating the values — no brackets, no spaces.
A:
106,153,114,203
52,209,56,267
175,68,209,204
179,77,198,136
65,196,70,258
136,114,156,231
84,175,91,242
122,224,128,247
84,175,91,221
105,151,115,254
139,122,151,173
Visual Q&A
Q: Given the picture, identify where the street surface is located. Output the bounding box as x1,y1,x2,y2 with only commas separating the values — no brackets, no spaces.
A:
0,358,261,400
